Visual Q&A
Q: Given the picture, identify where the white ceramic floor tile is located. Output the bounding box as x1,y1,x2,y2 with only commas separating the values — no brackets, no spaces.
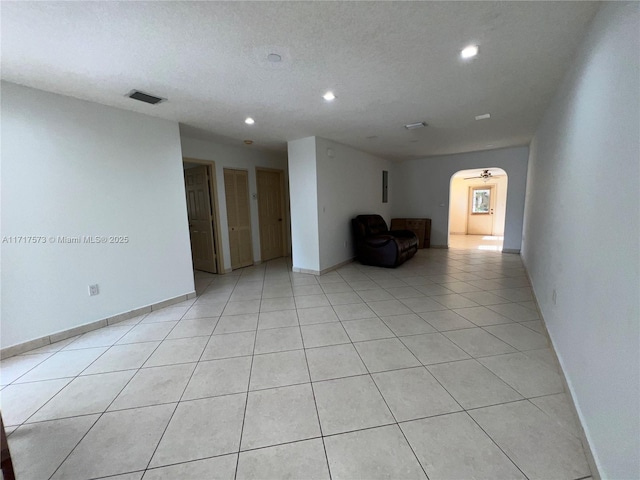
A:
294,294,331,308
16,347,108,383
488,303,540,322
523,347,559,371
201,331,255,360
183,356,252,400
367,299,413,316
109,363,195,410
484,323,549,351
9,415,99,480
30,370,136,421
0,378,71,425
400,333,470,365
214,313,259,334
356,288,395,301
143,454,237,480
400,412,526,480
469,401,590,480
305,344,368,381
222,300,261,316
257,309,298,329
165,318,218,340
432,294,480,309
182,302,226,319
380,313,436,336
313,375,394,435
53,403,175,479
143,337,208,367
260,296,296,312
82,342,160,374
253,326,303,354
332,303,377,321
237,438,330,480
142,306,190,323
116,323,177,344
327,292,363,305
418,310,476,331
321,282,354,294
372,367,461,421
150,394,246,467
427,359,523,409
63,325,132,350
249,349,310,390
479,352,564,398
297,306,340,325
354,338,421,373
324,425,427,480
241,383,320,450
293,284,324,296
400,296,448,313
342,318,395,342
460,291,511,306
530,393,581,438
453,306,513,326
0,353,52,385
301,322,351,348
443,328,517,357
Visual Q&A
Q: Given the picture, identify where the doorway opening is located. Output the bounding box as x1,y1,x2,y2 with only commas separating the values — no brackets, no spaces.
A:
183,158,224,274
448,168,508,251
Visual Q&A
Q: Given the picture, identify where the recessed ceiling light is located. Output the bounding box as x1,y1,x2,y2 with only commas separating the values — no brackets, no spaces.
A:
245,117,255,125
405,121,427,130
461,45,479,59
475,113,491,120
267,53,282,63
244,140,254,145
323,91,336,101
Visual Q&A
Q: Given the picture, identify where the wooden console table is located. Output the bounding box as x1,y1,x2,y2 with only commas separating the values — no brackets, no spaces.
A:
390,218,431,248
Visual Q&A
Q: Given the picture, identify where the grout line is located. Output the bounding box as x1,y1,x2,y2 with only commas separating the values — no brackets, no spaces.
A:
233,271,261,480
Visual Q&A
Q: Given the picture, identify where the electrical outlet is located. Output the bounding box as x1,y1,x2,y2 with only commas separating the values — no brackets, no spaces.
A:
552,289,557,305
89,284,100,296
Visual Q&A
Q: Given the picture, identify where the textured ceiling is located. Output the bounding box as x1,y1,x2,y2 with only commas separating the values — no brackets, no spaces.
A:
1,1,600,161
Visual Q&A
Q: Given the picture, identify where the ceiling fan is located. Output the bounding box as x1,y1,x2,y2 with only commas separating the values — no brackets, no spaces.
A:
464,169,493,182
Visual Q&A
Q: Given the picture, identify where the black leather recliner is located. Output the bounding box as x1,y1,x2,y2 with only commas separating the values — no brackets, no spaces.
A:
351,215,419,268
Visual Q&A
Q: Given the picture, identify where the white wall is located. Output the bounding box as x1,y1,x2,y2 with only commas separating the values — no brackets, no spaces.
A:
521,3,639,478
287,136,394,273
287,137,321,273
1,82,194,349
393,147,529,251
449,175,508,236
315,137,393,271
180,137,289,271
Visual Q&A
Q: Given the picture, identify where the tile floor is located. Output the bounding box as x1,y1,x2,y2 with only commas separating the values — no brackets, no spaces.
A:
1,247,593,480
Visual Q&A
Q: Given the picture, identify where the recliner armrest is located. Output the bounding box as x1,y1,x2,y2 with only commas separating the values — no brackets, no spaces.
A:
363,235,395,248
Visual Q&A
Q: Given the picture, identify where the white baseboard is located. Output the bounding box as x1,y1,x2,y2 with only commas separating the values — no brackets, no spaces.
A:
0,291,196,359
292,257,355,276
430,245,449,249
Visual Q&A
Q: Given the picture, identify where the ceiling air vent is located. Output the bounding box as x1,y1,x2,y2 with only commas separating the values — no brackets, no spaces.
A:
126,90,165,105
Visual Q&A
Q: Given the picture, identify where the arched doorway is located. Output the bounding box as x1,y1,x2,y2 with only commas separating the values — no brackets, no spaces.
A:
448,168,508,251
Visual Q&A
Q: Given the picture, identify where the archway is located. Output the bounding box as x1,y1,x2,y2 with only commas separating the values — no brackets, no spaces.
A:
448,167,508,251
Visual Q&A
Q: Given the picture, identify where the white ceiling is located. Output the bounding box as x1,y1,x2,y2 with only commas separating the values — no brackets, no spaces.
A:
1,1,600,161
